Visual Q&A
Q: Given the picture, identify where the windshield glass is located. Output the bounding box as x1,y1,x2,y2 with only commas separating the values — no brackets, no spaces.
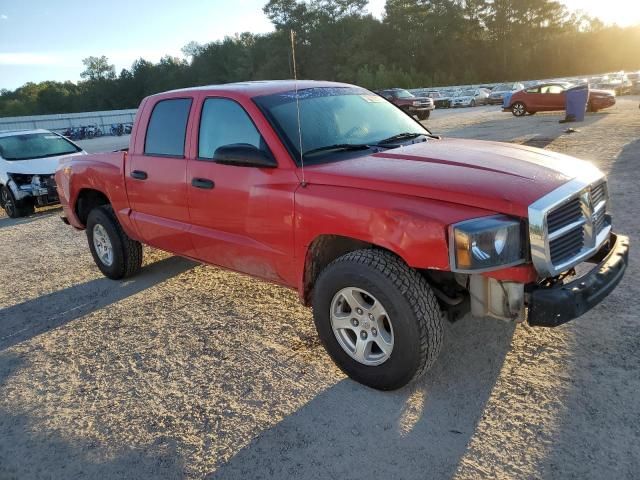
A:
0,132,81,161
394,89,414,99
254,87,429,165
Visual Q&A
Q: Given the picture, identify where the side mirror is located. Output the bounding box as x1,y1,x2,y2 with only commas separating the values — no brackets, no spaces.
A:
213,144,277,168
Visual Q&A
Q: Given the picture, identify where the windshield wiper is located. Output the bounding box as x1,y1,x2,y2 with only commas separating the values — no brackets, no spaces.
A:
376,132,427,144
303,143,373,157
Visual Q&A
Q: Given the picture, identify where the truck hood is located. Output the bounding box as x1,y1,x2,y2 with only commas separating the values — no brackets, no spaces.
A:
2,151,86,175
304,138,600,217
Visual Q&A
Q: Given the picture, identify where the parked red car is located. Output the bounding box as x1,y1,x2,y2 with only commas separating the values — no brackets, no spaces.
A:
506,82,616,117
56,81,629,390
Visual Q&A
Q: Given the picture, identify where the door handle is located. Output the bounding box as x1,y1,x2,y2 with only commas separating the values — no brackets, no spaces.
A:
191,178,215,189
131,170,148,180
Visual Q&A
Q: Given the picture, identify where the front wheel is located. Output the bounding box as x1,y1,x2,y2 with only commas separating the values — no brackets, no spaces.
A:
86,205,142,279
313,249,443,390
418,110,431,120
512,102,527,117
1,185,33,218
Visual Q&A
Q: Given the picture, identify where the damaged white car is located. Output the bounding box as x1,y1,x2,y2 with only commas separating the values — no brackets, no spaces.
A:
0,129,86,218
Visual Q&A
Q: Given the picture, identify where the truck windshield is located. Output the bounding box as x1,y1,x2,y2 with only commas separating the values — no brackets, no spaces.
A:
0,132,82,161
254,87,429,165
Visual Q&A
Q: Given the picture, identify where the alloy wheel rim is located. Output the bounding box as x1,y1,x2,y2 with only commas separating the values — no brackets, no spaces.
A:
514,103,525,115
93,224,114,266
2,189,14,216
330,287,394,366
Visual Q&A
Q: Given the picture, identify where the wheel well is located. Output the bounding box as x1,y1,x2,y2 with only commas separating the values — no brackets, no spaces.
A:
76,189,110,225
303,235,383,306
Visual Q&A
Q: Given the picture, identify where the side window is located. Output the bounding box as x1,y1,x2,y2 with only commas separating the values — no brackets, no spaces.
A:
144,98,192,157
548,85,564,94
526,87,540,94
198,98,263,159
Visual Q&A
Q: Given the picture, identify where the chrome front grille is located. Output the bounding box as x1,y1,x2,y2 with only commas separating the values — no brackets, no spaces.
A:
549,225,584,264
529,173,612,277
547,197,582,232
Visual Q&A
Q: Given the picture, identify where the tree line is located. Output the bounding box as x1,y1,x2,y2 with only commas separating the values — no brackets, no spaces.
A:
1,0,639,117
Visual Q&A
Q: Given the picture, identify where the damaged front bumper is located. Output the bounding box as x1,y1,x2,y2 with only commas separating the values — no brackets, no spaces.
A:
526,233,629,327
469,233,629,326
8,173,60,206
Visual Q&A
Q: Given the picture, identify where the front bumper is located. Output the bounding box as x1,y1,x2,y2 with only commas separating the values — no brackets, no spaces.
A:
9,174,59,206
527,233,629,327
408,106,434,113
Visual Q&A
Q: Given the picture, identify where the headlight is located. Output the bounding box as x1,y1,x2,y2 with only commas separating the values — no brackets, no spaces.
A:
449,215,525,272
412,100,421,106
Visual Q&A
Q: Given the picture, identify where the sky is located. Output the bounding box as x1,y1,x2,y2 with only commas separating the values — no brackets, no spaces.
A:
1,0,639,90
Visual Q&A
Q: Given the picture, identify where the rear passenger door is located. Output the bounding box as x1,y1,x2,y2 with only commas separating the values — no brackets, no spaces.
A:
126,96,196,256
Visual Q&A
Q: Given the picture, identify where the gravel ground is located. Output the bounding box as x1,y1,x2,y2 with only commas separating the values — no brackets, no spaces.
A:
0,98,638,479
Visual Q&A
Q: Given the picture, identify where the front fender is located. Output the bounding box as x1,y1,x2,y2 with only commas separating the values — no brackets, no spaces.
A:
294,185,498,292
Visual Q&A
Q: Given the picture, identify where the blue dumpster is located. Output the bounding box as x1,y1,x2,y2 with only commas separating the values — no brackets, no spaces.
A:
502,92,513,109
564,84,589,122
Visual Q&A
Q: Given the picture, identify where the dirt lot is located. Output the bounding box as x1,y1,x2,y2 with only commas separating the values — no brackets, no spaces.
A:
1,98,638,479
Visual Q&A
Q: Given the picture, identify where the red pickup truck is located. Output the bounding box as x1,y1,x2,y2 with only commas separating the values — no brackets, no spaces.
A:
56,81,629,390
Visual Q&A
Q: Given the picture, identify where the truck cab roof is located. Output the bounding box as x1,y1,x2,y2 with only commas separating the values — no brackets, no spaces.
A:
160,80,354,99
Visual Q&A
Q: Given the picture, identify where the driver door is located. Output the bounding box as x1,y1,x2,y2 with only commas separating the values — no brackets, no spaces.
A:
186,97,298,284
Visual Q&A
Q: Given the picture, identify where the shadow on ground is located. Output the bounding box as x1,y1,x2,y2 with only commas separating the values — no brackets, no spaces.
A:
208,316,516,479
0,351,186,479
0,255,197,350
0,206,63,231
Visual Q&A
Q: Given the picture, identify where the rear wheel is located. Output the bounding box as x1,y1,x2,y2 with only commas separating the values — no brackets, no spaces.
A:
312,249,443,390
512,102,527,117
86,205,142,279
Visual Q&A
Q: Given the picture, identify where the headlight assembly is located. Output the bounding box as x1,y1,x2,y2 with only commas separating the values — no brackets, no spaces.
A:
449,215,525,272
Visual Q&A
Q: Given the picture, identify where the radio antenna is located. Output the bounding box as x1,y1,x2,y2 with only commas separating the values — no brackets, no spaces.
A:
290,30,306,186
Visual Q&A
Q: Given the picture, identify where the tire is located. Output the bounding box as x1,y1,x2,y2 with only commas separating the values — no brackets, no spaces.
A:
86,205,142,280
1,185,33,218
587,102,598,113
512,101,526,117
471,99,476,107
312,249,443,390
418,110,431,120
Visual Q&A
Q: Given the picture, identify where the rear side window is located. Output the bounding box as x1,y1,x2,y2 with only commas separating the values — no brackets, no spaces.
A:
198,98,263,159
145,98,192,157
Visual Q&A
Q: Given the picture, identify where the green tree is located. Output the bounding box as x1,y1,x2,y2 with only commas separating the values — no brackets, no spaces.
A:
80,56,116,81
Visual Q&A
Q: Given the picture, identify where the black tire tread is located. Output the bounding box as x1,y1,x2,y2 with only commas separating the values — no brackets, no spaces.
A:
318,249,443,385
89,205,142,279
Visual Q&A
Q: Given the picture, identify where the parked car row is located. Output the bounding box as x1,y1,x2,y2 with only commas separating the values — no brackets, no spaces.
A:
401,69,639,114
